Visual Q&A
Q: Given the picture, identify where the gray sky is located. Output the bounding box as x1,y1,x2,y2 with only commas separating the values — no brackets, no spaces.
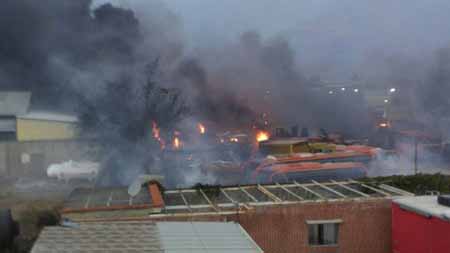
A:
94,0,450,80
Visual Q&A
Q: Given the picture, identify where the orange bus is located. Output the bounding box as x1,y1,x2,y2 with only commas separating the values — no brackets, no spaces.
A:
252,162,367,184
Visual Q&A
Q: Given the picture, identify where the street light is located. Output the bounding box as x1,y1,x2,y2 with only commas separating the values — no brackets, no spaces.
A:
354,88,359,93
328,90,334,95
384,99,389,103
389,88,396,93
341,87,346,91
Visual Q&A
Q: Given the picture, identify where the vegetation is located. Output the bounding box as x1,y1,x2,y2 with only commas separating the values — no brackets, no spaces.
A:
362,173,450,195
193,183,222,199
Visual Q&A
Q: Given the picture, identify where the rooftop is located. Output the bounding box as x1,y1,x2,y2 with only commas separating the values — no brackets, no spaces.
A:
18,111,78,123
0,91,31,116
62,180,413,221
260,138,308,146
393,195,450,221
32,221,263,253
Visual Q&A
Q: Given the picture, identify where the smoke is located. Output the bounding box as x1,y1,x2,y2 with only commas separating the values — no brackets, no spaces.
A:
368,142,450,177
3,0,450,186
0,1,144,110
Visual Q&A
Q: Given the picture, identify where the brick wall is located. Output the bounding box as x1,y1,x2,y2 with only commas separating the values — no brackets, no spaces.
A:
154,199,392,253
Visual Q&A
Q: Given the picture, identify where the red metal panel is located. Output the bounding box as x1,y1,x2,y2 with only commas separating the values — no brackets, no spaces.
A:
392,203,450,253
392,203,428,253
429,215,450,252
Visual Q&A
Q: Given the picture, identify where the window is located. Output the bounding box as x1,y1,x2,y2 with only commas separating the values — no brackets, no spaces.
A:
307,220,341,246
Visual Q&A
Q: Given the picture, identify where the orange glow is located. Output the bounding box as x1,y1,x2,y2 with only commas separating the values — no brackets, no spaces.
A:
173,131,182,150
173,137,181,149
256,131,270,142
152,121,165,149
379,122,390,128
198,123,206,134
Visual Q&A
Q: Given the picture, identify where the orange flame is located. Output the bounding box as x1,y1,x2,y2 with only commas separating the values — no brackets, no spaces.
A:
198,123,206,134
256,131,270,142
173,136,181,149
172,131,182,150
152,121,165,149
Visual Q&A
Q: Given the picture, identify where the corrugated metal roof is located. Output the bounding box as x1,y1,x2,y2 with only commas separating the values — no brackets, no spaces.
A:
31,222,161,253
157,222,263,253
0,91,31,116
31,221,263,253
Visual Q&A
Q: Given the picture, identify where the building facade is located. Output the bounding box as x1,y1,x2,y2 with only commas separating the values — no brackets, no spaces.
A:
16,112,78,141
392,196,450,253
61,181,413,253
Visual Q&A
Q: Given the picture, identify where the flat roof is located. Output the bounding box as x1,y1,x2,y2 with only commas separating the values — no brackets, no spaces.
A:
0,91,31,116
62,180,413,221
260,138,307,146
393,196,450,221
18,111,78,123
32,221,263,253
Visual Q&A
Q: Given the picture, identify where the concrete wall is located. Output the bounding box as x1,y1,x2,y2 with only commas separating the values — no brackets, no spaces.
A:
16,118,77,141
0,140,96,178
154,199,393,253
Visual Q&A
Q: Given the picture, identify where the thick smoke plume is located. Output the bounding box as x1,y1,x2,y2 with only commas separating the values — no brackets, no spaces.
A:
2,0,450,185
0,0,143,109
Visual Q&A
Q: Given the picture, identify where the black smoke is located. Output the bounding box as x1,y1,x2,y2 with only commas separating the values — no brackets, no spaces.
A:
176,58,256,128
0,0,140,109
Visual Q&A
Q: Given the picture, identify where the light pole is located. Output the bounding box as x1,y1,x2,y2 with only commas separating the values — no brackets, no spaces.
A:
414,136,418,174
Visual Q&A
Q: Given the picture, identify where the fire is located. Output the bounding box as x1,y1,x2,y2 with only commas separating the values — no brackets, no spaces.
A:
173,137,181,149
256,131,270,142
378,121,390,128
198,123,206,135
173,131,182,150
152,121,165,149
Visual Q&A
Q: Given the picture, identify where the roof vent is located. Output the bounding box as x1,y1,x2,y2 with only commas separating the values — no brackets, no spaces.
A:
437,195,450,207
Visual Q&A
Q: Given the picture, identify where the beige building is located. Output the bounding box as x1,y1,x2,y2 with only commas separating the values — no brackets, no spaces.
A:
16,111,78,141
0,91,88,177
0,91,78,142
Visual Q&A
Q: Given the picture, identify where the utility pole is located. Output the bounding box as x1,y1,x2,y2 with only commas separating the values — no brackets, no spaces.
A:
414,136,418,174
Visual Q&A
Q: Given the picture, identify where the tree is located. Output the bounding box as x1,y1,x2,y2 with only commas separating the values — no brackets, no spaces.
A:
77,61,187,185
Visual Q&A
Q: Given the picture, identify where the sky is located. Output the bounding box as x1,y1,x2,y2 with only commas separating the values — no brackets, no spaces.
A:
93,0,450,80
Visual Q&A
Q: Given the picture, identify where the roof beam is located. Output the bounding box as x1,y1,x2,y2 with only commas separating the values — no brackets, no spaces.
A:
293,181,325,199
220,189,238,204
178,190,192,212
240,187,259,202
106,192,113,207
311,180,348,198
349,179,391,197
379,184,414,196
257,185,282,202
165,204,210,210
276,183,304,201
84,188,96,209
198,188,220,212
330,180,370,198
